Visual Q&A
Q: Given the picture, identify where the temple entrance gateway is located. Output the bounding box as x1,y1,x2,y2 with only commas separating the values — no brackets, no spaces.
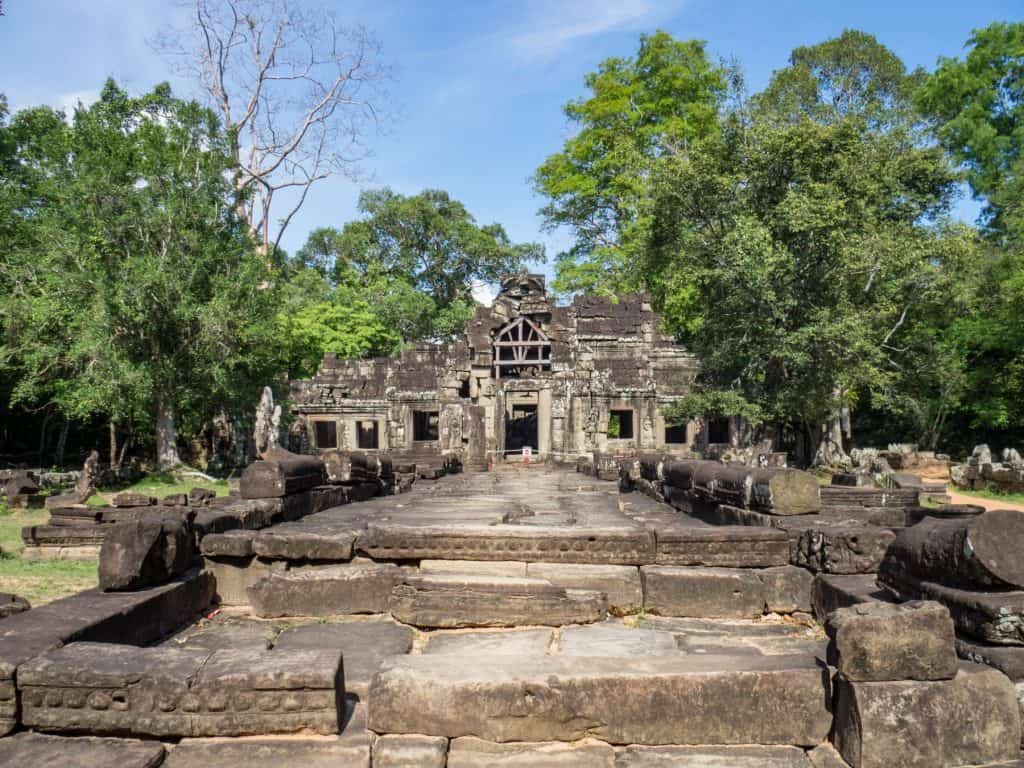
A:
504,393,538,455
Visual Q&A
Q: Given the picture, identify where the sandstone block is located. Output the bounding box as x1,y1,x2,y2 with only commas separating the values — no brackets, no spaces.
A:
749,467,822,514
423,629,552,656
825,601,957,681
165,737,371,767
368,654,832,746
111,492,157,508
373,734,448,768
613,744,813,767
274,618,414,696
19,642,344,737
558,623,677,657
0,592,30,618
811,574,895,621
526,563,642,615
240,448,326,499
956,636,1024,681
251,526,355,561
358,523,656,565
807,744,853,768
0,732,165,768
448,736,615,767
758,565,814,614
421,559,528,578
655,526,790,568
793,524,896,575
248,563,401,617
642,566,766,619
201,529,256,558
98,515,193,591
833,663,1020,768
389,574,606,628
205,556,283,606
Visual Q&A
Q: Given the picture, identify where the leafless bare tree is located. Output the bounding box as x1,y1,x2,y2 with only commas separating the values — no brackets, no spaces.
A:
154,0,389,252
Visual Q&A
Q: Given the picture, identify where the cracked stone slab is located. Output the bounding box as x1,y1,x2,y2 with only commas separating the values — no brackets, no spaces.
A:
389,574,606,628
525,563,642,615
557,623,678,657
423,628,553,656
447,736,615,767
248,563,401,617
367,653,832,746
613,745,813,767
642,566,766,619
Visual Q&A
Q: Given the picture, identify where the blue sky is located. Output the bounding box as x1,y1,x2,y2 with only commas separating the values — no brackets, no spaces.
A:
1,0,1018,295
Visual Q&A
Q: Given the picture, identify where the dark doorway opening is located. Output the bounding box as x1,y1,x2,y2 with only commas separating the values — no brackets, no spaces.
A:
314,421,337,449
505,403,538,454
356,420,379,450
665,423,687,444
413,411,440,441
608,410,634,440
707,417,730,444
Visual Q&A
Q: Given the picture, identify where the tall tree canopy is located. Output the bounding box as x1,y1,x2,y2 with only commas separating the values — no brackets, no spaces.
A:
643,32,974,459
916,21,1024,241
0,80,279,468
534,31,728,295
295,188,543,343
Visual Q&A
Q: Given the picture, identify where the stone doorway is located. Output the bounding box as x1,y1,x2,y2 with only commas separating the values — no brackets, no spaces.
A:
505,402,538,454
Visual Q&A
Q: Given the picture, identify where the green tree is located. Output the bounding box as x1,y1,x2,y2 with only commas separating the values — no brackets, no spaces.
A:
646,33,971,460
297,188,543,343
916,21,1024,239
534,31,728,295
0,81,279,468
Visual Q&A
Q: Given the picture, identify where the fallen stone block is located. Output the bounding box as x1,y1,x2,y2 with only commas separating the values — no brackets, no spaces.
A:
793,524,896,575
749,467,822,514
757,565,814,614
358,523,656,565
642,566,766,619
955,636,1024,681
19,642,344,737
389,574,606,628
111,492,157,508
248,563,401,617
833,663,1020,768
274,618,414,696
613,744,813,767
423,629,553,656
825,601,957,681
373,734,448,768
447,736,615,767
188,487,216,506
558,623,677,657
655,526,790,568
0,592,30,619
0,732,165,768
525,562,642,615
880,509,1024,590
811,574,896,621
201,529,256,558
367,654,832,746
878,570,1024,645
240,448,326,499
806,744,853,768
251,526,356,561
99,515,193,591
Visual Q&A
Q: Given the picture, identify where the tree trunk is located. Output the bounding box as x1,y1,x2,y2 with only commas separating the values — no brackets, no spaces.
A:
109,420,119,469
54,420,69,467
156,393,181,470
38,408,52,465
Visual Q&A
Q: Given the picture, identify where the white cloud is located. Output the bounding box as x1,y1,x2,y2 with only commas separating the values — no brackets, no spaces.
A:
509,0,678,57
57,90,100,120
471,280,496,307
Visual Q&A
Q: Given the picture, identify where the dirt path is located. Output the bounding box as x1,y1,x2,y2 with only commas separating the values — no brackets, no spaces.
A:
945,488,1024,512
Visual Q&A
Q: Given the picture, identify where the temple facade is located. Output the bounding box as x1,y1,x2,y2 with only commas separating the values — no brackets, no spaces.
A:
289,274,704,465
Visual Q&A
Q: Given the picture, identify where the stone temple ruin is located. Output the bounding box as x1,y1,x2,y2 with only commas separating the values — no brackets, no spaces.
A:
4,284,1024,767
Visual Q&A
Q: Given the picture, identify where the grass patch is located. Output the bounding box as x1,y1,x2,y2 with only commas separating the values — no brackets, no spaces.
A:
91,471,231,505
0,507,97,606
954,486,1024,506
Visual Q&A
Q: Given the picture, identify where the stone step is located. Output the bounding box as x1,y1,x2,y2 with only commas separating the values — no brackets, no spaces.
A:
248,563,402,617
641,565,812,619
0,732,165,768
164,737,371,768
615,744,814,767
811,574,896,621
654,526,790,568
447,736,615,767
19,641,344,737
358,522,656,565
389,573,607,628
367,654,832,746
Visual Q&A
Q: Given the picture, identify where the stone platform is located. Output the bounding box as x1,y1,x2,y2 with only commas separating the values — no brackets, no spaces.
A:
2,466,1022,767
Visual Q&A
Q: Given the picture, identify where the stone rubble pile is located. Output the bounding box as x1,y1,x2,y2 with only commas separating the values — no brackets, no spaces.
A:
952,443,1024,492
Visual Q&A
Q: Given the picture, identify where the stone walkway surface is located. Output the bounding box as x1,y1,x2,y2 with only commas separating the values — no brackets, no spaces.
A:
4,465,1024,767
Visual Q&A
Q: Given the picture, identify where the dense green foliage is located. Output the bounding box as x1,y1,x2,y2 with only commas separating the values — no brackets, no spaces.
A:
534,32,728,295
293,188,543,349
540,26,1022,457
